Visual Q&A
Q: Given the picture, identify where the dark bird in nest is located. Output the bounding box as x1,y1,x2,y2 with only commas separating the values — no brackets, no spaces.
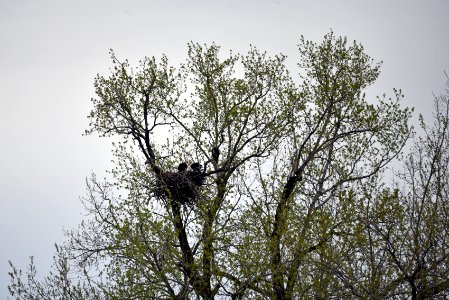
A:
187,163,204,186
177,162,188,172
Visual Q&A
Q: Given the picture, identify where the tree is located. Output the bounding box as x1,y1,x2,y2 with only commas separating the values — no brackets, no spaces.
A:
8,32,413,299
372,80,449,299
318,78,449,299
7,245,103,300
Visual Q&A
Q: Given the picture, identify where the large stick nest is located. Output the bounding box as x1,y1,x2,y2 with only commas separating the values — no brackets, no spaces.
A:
155,163,205,205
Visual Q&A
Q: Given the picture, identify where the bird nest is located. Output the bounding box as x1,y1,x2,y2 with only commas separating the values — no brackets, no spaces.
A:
155,163,205,205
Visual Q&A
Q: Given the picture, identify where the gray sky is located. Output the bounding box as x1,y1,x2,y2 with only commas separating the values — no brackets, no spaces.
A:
1,0,448,297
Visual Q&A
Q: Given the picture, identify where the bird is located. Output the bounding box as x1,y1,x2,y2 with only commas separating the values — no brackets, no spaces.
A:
211,146,220,163
177,162,188,172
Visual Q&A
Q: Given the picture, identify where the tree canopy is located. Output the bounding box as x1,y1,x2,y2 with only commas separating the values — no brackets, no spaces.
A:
8,33,449,299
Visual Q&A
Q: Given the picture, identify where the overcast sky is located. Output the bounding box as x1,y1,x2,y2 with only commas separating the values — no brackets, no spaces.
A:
1,0,448,297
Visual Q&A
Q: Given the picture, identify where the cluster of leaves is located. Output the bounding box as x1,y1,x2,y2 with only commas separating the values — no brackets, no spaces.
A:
8,33,449,299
